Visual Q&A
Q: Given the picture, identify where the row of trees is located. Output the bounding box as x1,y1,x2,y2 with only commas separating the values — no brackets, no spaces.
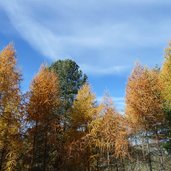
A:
0,43,171,171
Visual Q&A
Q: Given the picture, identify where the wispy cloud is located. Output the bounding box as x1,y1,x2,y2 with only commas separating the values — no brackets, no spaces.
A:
0,0,170,75
80,64,129,75
0,1,67,59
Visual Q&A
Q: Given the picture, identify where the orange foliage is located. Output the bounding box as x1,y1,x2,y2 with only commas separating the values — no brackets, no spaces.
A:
89,94,129,159
125,64,164,131
0,44,22,171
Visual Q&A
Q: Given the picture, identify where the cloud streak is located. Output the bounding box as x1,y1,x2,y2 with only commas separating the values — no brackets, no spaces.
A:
80,64,129,75
0,1,67,59
0,0,170,75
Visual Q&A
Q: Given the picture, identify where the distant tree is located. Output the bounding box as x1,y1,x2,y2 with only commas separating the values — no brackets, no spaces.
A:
0,44,22,171
26,65,60,171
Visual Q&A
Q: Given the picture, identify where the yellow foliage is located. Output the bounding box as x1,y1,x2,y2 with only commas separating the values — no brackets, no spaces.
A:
160,42,171,109
67,83,102,166
70,83,100,135
0,44,22,170
126,64,164,131
27,65,60,122
26,65,61,170
89,94,129,159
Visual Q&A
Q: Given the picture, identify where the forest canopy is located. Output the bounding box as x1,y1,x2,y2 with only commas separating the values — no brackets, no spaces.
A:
0,43,171,171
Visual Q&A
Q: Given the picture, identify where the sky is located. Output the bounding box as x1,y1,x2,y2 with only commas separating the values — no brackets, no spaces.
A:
0,0,171,112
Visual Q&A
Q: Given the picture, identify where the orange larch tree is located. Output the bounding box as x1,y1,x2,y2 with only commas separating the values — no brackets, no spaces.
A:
67,83,101,171
0,44,22,171
26,65,60,171
125,64,164,171
88,94,129,170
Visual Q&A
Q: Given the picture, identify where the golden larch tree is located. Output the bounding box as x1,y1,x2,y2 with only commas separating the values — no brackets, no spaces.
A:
88,94,129,170
160,42,171,109
125,64,164,130
27,65,60,171
125,64,164,171
67,83,101,171
159,42,171,156
0,44,22,171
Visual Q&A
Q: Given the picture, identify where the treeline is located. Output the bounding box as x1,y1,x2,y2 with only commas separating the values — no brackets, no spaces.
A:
0,43,171,171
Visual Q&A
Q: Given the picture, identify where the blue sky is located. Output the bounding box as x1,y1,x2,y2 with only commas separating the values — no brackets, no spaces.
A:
0,0,171,112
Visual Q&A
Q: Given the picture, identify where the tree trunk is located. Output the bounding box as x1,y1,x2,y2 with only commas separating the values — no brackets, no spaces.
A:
121,158,125,171
0,148,5,170
115,160,119,171
141,133,149,171
31,121,38,170
43,130,48,171
155,129,165,171
107,151,110,171
146,131,153,171
0,126,8,170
